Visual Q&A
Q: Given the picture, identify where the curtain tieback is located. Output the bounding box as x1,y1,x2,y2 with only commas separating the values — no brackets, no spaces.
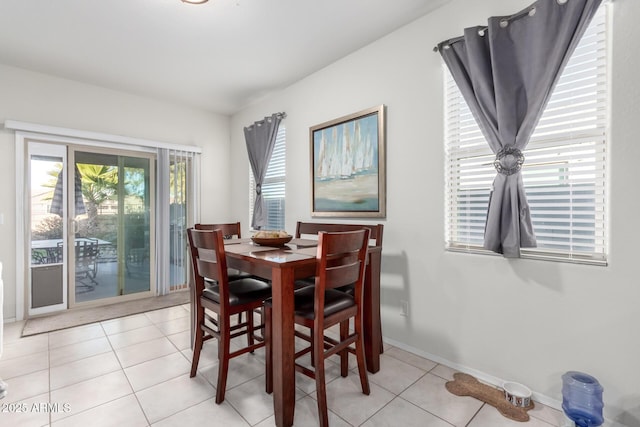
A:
255,183,262,195
494,145,524,176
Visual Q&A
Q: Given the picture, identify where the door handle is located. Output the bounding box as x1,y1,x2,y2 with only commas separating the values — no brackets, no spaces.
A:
70,219,80,235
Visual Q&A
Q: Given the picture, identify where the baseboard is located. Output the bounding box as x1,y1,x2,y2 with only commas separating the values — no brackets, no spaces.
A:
382,336,563,411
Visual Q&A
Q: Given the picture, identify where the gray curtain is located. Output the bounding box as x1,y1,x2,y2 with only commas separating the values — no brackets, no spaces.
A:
244,112,285,229
437,0,602,257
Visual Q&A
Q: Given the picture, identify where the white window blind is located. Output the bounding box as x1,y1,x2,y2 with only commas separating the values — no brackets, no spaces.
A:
168,150,195,290
444,5,608,265
157,148,200,294
249,124,286,230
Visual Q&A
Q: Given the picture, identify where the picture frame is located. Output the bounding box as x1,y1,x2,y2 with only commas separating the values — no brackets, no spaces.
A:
310,105,386,218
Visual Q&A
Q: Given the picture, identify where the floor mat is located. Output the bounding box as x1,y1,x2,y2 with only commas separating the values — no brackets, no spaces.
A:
21,291,190,337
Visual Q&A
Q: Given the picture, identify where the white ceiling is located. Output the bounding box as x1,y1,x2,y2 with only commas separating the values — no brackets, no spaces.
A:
0,0,450,115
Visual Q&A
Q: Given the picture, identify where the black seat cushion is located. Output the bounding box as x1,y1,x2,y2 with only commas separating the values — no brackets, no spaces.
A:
227,268,253,281
295,278,355,295
204,268,256,290
204,268,253,284
336,283,355,295
203,277,272,306
294,276,316,289
267,286,355,320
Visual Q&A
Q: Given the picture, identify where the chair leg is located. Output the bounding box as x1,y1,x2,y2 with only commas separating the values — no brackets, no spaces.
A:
339,320,349,377
190,308,205,378
310,326,315,367
216,316,231,404
247,309,255,351
190,327,204,378
355,317,370,396
256,306,265,341
265,306,273,394
314,327,329,427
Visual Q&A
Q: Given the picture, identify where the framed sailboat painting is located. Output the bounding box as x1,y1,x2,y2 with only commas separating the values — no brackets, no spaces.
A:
310,105,386,218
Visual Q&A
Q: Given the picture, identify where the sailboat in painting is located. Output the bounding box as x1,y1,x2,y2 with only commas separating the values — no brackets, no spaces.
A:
315,120,376,181
312,111,380,212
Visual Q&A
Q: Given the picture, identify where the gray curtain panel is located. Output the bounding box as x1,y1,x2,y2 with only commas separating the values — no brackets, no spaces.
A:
244,113,285,229
438,0,602,257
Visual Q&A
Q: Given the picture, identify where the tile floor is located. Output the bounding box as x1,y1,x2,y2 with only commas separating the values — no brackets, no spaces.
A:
0,304,566,427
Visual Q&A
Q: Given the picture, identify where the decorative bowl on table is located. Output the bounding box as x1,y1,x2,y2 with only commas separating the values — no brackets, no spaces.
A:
251,231,293,247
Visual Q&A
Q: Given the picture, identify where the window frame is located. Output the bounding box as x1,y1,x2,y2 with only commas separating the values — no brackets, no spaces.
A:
249,123,286,231
443,4,609,266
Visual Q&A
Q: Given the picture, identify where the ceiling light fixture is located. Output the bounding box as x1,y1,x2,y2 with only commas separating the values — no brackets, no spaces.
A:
181,0,208,4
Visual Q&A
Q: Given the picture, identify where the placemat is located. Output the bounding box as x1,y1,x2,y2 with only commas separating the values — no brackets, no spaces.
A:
286,247,318,256
223,238,251,245
225,243,280,253
288,238,318,248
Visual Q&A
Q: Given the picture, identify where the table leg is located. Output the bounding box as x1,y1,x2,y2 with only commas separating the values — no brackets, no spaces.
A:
271,267,296,427
364,249,382,373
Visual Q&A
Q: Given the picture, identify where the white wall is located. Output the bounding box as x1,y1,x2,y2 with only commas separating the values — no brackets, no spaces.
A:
229,0,640,424
0,64,231,321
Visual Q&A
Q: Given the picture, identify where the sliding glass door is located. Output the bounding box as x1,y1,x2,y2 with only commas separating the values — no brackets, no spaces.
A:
28,142,155,313
69,149,154,306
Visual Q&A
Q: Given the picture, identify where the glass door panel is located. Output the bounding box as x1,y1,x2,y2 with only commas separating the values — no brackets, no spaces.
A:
27,142,156,312
29,144,68,315
70,150,153,305
122,156,152,296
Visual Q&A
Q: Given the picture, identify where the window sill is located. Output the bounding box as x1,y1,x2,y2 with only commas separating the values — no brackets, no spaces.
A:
445,245,607,266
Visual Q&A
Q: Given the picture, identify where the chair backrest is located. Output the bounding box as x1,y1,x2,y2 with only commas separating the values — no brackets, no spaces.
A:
195,222,242,239
187,228,231,308
74,239,99,270
314,229,370,319
295,221,383,247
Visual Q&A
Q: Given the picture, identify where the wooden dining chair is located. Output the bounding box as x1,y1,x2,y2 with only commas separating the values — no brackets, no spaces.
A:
295,222,384,248
295,221,385,354
187,228,272,404
195,221,242,239
294,221,384,285
265,229,371,427
195,222,252,281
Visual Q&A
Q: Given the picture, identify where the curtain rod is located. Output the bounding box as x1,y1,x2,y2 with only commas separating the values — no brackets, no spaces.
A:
432,0,611,53
250,112,286,122
244,112,287,129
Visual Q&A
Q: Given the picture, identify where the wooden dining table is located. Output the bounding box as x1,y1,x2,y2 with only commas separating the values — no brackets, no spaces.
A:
218,237,383,427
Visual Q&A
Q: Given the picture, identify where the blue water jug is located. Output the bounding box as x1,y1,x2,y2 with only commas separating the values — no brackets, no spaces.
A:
562,371,604,427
